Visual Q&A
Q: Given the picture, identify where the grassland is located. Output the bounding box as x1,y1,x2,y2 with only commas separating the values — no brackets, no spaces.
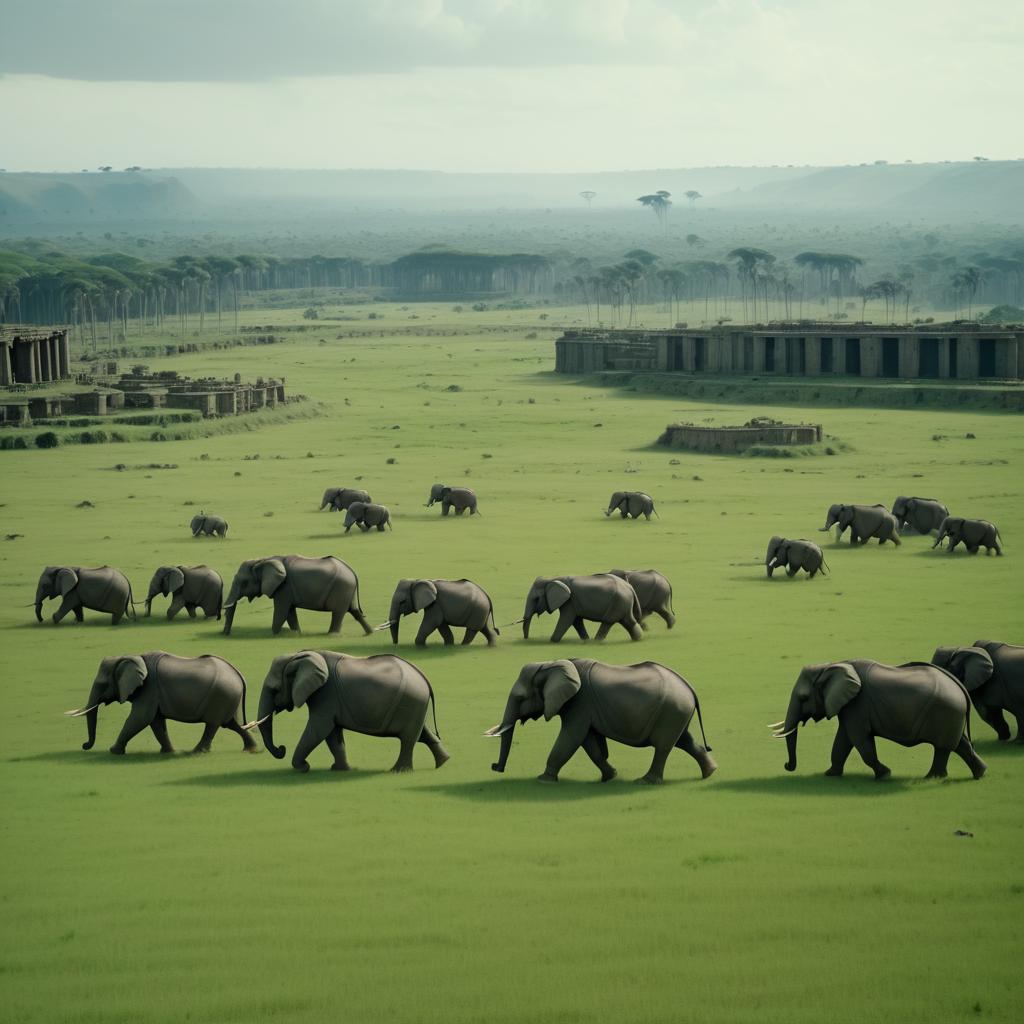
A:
1,305,1022,1023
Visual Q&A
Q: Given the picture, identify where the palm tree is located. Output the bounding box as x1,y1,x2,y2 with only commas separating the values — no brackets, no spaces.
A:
684,190,702,208
952,267,982,319
727,248,775,322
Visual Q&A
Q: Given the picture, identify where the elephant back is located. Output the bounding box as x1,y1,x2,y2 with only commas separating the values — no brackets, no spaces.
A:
144,652,242,723
583,660,682,745
974,641,1023,686
331,653,416,734
82,566,130,612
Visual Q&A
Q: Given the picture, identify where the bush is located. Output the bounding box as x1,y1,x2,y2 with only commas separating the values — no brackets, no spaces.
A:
1,435,28,450
303,307,319,320
35,432,60,449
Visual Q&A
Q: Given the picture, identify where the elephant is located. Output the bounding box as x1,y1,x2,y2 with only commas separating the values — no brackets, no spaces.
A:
933,517,1002,556
386,578,499,647
485,659,715,783
765,537,828,579
605,569,675,628
605,491,657,520
820,504,901,546
343,501,392,533
65,651,259,755
932,642,1024,742
222,554,372,636
35,565,135,625
321,487,372,511
191,513,228,538
770,660,986,780
521,574,643,643
891,496,949,535
145,565,223,620
426,484,478,516
251,650,449,773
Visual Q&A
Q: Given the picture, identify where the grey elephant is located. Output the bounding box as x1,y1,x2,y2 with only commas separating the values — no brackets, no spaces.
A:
145,565,223,620
426,484,478,516
820,504,900,546
932,642,1024,742
521,574,643,643
222,554,372,636
387,578,499,647
891,496,948,535
35,565,135,625
605,491,657,520
933,516,1002,555
770,660,986,780
191,513,228,538
343,501,392,533
605,569,675,628
321,487,371,511
65,651,259,755
251,650,448,773
765,537,828,579
486,659,715,783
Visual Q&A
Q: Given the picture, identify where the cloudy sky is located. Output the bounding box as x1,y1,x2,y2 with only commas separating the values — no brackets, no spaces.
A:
1,0,1020,172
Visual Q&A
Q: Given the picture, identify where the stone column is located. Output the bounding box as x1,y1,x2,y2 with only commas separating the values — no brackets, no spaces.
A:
939,339,951,378
996,338,1017,378
41,339,52,381
899,337,918,378
753,337,766,373
0,342,11,386
960,337,979,379
860,337,881,377
805,336,821,376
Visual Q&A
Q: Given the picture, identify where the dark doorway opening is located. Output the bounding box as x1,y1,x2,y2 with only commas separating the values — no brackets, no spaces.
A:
668,338,684,371
694,337,706,372
979,339,996,377
764,338,775,372
948,338,958,378
919,338,940,378
820,338,833,373
882,338,899,377
744,337,754,372
845,339,861,375
786,338,806,374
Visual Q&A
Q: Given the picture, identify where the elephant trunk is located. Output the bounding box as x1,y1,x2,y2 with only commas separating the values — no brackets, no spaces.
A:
257,690,284,759
490,697,519,773
222,582,240,635
34,583,46,622
388,597,402,644
781,696,801,772
522,612,532,640
82,683,102,750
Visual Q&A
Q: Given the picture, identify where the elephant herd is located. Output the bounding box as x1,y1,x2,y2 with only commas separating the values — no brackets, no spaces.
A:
318,482,479,532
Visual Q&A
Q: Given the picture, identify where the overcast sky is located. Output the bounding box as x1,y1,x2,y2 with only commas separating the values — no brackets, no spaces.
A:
1,0,1021,172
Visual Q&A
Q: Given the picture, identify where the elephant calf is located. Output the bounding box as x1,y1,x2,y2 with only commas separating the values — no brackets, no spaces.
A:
606,569,675,628
522,574,643,643
933,516,1002,556
387,578,499,646
321,486,371,511
487,659,715,783
765,537,828,579
252,650,448,773
343,501,392,532
35,565,135,625
821,504,900,546
770,660,986,780
146,565,223,620
426,484,478,516
66,652,259,755
891,495,948,535
605,490,657,520
191,513,228,538
932,641,1024,742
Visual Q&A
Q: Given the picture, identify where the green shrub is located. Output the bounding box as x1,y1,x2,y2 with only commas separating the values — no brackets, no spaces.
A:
79,430,109,444
35,432,60,449
1,435,29,450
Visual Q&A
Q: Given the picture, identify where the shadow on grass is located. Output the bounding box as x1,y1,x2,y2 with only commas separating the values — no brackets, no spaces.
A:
9,749,207,766
708,771,982,796
416,774,707,802
164,765,386,787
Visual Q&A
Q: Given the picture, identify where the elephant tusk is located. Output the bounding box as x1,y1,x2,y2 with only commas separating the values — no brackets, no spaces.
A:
373,621,394,631
242,714,273,731
766,721,785,729
64,704,99,717
771,728,796,738
483,723,514,737
505,617,525,627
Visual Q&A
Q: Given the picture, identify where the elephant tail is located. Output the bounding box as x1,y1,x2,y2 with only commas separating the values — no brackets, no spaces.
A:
652,503,660,518
424,674,441,740
127,579,138,619
487,599,500,636
820,556,830,575
678,677,711,751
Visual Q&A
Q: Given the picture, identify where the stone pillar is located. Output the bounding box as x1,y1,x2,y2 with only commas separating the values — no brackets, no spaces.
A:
49,337,60,379
996,338,1017,378
40,339,52,381
899,337,918,378
960,337,979,379
860,337,881,377
753,337,766,373
15,341,36,383
0,342,11,386
805,336,821,376
939,339,951,378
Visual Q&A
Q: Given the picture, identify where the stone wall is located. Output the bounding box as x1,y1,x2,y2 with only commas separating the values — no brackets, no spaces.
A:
658,420,823,453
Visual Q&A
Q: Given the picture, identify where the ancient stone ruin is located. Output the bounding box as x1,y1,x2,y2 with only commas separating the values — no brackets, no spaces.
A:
658,417,823,454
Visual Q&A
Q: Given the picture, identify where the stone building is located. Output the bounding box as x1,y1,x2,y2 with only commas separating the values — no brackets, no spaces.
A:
555,324,1024,380
0,328,72,385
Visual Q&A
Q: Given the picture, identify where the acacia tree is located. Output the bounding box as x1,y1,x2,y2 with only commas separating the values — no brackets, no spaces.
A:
637,190,672,234
727,247,775,321
684,190,702,208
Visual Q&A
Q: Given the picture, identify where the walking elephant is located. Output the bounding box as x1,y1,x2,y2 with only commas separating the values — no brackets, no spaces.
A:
65,651,259,755
820,504,900,546
145,565,223,620
933,517,1002,555
605,491,657,520
932,641,1024,742
521,574,643,643
486,659,715,783
251,650,448,773
222,555,372,636
387,578,499,646
765,537,828,578
343,501,392,532
191,513,228,538
891,496,948,535
35,565,135,625
321,487,371,511
426,484,478,516
769,660,986,780
606,569,675,628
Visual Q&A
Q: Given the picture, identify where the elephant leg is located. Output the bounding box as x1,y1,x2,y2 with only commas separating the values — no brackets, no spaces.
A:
657,607,676,628
326,727,351,771
953,736,987,779
825,723,854,777
926,746,952,779
111,609,124,626
110,703,154,754
967,544,979,555
192,722,220,754
581,729,616,781
853,733,890,780
982,707,1011,741
441,502,450,516
539,714,590,782
482,623,499,646
167,594,185,620
348,607,374,636
292,718,330,773
329,609,344,634
391,729,419,773
461,628,478,645
594,621,612,641
270,600,289,634
638,743,673,784
675,729,717,779
785,565,797,577
437,623,455,646
418,724,450,768
223,719,260,753
549,608,576,643
572,618,590,640
286,608,301,633
1013,712,1024,743
622,615,643,641
185,604,198,619
73,605,84,622
52,597,79,624
150,713,175,754
344,524,352,533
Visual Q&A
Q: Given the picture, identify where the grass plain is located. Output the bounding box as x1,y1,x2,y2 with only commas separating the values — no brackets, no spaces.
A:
1,304,1022,1023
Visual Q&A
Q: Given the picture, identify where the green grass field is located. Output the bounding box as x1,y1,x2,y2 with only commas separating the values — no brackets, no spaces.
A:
2,308,1022,1023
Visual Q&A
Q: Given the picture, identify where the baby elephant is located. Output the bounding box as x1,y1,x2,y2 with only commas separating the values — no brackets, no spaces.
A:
821,504,900,546
933,516,1002,555
321,487,371,511
486,658,715,783
765,537,828,579
932,641,1024,742
606,490,657,520
251,650,449,773
145,565,223,620
343,501,392,532
770,660,986,780
426,484,478,516
605,569,676,628
191,513,228,538
387,578,499,646
66,651,259,755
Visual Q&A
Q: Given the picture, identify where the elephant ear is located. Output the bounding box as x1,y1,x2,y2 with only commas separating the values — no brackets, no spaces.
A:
539,660,582,720
257,558,286,597
819,663,861,718
947,647,994,691
544,579,572,612
165,566,185,593
262,654,291,693
56,567,79,596
412,580,438,612
287,651,329,708
114,655,148,702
